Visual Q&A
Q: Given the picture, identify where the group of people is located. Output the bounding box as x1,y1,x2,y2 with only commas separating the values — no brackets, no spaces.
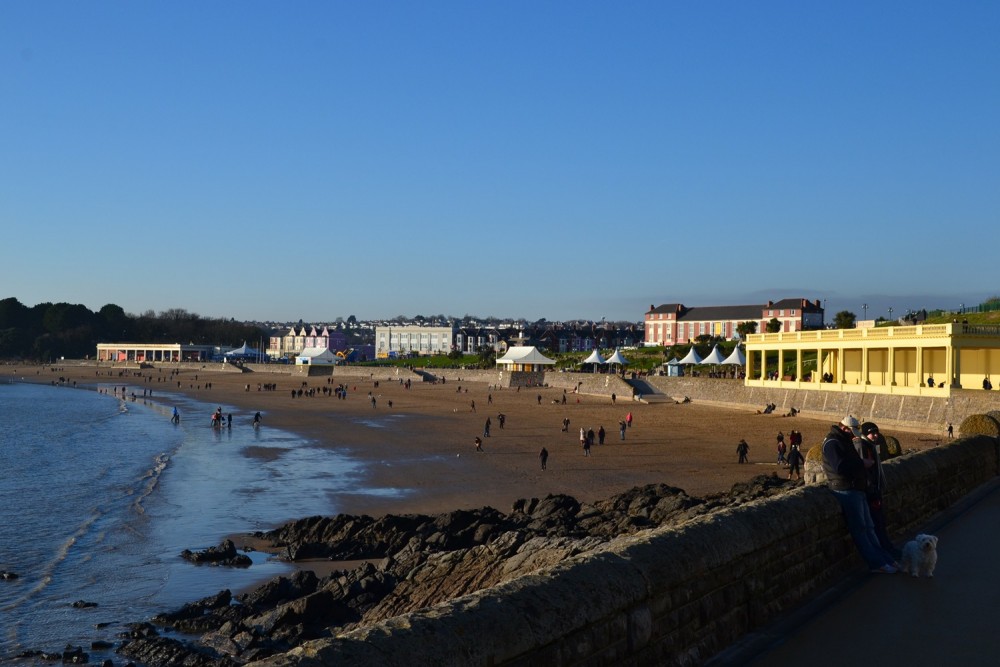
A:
822,415,899,574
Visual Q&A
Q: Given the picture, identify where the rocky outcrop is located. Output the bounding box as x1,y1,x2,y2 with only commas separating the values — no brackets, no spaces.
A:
118,474,798,666
182,539,253,567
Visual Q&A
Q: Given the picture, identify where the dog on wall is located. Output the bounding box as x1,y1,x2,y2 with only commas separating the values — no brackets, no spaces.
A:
900,534,939,577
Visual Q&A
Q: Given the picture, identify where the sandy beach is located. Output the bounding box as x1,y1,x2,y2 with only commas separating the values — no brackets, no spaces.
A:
6,363,944,522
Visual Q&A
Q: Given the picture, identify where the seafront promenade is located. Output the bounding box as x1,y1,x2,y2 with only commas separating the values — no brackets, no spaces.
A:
718,476,1000,666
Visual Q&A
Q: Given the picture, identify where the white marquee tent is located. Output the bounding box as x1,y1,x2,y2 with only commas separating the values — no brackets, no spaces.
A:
722,345,747,366
224,341,261,359
295,347,341,365
605,349,629,366
582,349,607,365
677,347,703,365
701,345,727,365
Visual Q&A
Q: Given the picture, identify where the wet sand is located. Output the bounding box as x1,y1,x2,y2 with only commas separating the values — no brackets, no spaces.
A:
7,363,943,520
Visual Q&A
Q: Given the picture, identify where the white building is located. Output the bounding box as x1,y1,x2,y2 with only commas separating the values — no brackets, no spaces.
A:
375,325,454,358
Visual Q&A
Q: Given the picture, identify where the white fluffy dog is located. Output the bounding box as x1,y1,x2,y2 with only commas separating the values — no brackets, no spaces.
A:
900,534,939,577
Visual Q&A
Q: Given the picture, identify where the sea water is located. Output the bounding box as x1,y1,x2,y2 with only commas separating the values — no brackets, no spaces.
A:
0,382,389,663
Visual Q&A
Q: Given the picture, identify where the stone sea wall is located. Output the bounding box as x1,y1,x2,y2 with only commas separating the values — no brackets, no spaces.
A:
640,376,1000,431
249,435,999,667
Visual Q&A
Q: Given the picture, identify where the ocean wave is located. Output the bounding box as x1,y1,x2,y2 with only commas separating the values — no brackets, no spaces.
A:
132,452,171,516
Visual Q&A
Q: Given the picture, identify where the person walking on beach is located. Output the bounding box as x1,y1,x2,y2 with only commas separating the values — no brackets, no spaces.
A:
583,432,592,456
737,439,749,463
787,443,804,479
626,411,633,429
498,413,505,429
947,422,954,438
484,417,491,438
598,425,606,445
475,436,484,452
539,447,548,470
470,400,476,412
579,427,586,449
562,417,570,432
171,407,180,424
252,411,262,429
619,420,627,440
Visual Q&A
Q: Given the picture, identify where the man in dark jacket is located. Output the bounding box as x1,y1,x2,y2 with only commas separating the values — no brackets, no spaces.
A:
859,421,896,556
822,415,898,573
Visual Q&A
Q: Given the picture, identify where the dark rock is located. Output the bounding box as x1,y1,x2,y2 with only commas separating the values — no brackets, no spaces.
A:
91,641,114,650
71,600,98,609
1,570,18,580
180,539,252,568
61,645,89,663
116,474,802,664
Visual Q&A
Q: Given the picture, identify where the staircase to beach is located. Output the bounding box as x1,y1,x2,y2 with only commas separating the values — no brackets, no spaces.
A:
624,378,676,403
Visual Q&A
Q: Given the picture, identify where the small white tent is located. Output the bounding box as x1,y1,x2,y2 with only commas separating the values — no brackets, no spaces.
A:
722,345,746,366
605,349,629,366
677,347,703,365
295,347,341,365
582,349,607,365
701,345,727,365
224,341,261,360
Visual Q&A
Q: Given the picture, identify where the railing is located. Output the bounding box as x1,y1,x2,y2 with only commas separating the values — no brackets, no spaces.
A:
747,323,962,344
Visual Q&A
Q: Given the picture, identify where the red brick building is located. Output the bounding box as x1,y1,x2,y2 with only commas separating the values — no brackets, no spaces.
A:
644,298,824,346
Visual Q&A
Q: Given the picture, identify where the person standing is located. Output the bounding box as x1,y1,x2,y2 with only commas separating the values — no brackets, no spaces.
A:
539,447,548,470
859,422,896,556
562,417,570,432
619,420,627,441
776,432,787,466
579,427,586,449
598,425,606,445
786,443,804,479
498,413,506,429
484,417,491,438
583,432,591,456
947,422,954,438
474,436,484,452
822,416,897,573
626,411,633,428
737,439,749,464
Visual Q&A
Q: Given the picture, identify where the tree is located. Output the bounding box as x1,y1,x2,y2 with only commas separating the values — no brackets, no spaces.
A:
765,318,782,333
834,310,857,329
736,321,758,339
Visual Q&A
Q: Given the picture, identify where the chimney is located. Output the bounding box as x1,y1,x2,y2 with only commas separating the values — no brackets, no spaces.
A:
815,299,822,309
767,300,773,308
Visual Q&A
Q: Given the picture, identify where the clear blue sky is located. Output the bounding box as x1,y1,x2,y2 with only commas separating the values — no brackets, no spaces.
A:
2,2,997,323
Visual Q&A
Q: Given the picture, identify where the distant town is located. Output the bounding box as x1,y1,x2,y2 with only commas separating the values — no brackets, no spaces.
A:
0,295,988,364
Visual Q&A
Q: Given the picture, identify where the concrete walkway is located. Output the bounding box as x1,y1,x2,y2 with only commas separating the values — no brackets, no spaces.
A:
710,477,1000,666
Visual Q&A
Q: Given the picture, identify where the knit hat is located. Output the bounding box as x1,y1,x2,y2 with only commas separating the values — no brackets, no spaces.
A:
840,415,862,437
861,421,880,437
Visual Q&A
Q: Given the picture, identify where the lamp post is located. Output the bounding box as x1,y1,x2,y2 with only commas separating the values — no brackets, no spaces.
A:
862,303,868,321
960,303,964,314
888,307,893,323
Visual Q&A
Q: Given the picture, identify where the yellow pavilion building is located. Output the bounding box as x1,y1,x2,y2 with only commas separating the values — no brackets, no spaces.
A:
744,322,1000,395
